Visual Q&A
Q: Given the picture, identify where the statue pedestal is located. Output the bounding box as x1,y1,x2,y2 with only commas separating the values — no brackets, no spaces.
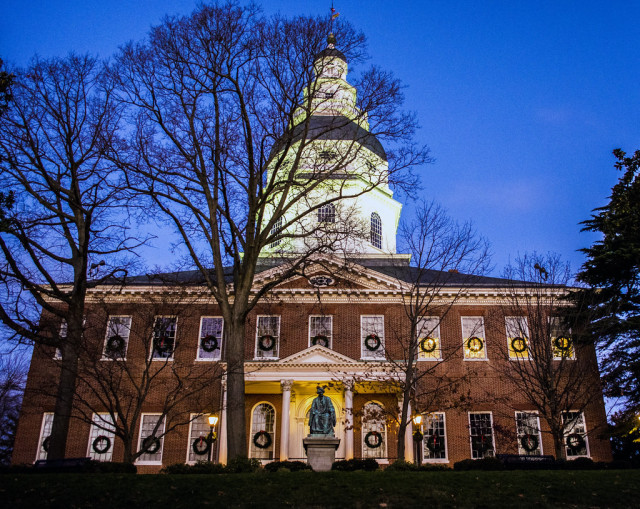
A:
303,435,340,472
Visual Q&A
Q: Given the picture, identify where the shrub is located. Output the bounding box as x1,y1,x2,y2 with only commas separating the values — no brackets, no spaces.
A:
418,463,451,471
225,456,262,473
0,461,137,474
454,457,504,471
331,458,379,471
264,461,312,473
161,461,226,475
385,460,419,471
562,457,596,470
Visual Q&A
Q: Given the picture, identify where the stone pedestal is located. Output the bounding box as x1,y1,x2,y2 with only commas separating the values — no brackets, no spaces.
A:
303,435,341,472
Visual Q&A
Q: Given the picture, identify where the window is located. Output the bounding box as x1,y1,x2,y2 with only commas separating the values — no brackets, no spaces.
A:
506,316,529,359
362,402,387,459
103,316,131,359
361,316,385,359
255,316,280,359
462,317,487,360
151,317,177,360
516,412,542,456
422,413,447,462
87,413,116,461
469,412,494,458
563,411,589,458
370,212,382,249
269,217,283,249
54,321,66,359
36,412,54,461
187,414,214,463
417,317,441,360
197,317,224,360
318,203,335,223
136,414,165,464
309,315,332,348
551,317,575,359
249,403,276,460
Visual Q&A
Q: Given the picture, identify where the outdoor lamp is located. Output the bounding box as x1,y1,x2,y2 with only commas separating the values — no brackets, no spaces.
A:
208,413,219,428
412,414,423,427
207,413,219,462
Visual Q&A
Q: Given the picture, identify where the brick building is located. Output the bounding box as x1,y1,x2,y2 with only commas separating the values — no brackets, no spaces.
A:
12,35,611,470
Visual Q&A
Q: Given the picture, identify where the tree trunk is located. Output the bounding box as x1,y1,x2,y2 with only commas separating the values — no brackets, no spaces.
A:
122,437,135,464
226,318,247,460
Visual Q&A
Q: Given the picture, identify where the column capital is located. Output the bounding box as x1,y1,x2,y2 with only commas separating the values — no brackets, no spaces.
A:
343,380,354,392
281,379,294,392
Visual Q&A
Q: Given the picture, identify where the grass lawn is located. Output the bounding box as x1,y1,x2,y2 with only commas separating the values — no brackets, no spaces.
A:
1,470,639,508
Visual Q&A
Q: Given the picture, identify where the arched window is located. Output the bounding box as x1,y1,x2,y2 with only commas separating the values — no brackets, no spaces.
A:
361,402,386,459
370,213,382,249
318,203,335,223
269,217,283,249
250,403,276,459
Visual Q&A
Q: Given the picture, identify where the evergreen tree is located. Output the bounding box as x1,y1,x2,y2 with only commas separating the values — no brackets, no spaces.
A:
576,148,640,418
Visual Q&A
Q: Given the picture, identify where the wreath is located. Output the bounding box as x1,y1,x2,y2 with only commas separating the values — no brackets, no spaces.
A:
472,434,491,453
511,337,527,354
426,434,445,453
466,336,484,353
42,436,50,452
92,435,112,454
106,335,125,355
253,430,272,449
520,433,539,452
364,334,381,352
554,336,572,352
201,335,219,352
154,335,172,353
419,337,438,353
258,335,276,352
364,431,383,449
192,434,213,456
566,433,585,450
311,335,329,348
412,430,424,442
142,435,161,454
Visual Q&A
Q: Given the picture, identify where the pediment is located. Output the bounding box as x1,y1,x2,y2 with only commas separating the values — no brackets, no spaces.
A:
279,345,358,365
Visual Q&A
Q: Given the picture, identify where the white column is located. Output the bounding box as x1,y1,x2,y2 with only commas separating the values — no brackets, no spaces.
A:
399,396,414,462
218,379,228,464
280,379,293,461
344,381,354,459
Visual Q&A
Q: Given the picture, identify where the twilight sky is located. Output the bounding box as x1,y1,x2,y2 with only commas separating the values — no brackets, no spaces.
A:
2,1,639,276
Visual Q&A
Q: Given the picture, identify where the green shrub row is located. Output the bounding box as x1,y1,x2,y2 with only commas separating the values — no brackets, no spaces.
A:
453,457,638,471
161,457,263,474
331,458,379,471
0,461,137,474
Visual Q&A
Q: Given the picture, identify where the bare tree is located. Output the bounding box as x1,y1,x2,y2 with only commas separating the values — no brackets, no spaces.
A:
0,55,138,459
0,348,28,465
488,253,602,459
110,3,430,459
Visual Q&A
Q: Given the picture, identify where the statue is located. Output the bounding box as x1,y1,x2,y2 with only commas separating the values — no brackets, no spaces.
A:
309,386,336,436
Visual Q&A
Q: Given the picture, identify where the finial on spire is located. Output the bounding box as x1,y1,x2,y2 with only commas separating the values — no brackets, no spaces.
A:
327,33,336,49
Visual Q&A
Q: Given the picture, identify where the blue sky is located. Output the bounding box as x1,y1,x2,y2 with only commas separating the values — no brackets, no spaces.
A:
3,1,639,276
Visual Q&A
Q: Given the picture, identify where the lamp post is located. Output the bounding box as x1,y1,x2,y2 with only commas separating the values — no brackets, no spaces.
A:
207,413,219,463
412,414,423,465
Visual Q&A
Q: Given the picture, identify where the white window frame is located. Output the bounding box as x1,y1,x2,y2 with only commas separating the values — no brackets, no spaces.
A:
197,317,224,361
309,315,333,349
87,412,117,461
468,411,495,459
318,203,336,223
515,411,543,456
102,316,132,360
150,316,177,361
136,414,165,465
36,412,54,461
254,315,280,360
370,212,382,249
506,316,529,360
54,321,66,360
360,315,385,360
422,412,448,462
186,413,213,464
362,401,388,462
249,402,276,461
462,317,487,360
417,317,442,361
562,411,590,458
550,317,575,360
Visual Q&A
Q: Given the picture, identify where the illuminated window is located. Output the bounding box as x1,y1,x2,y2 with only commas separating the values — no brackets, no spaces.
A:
506,316,529,359
370,213,382,249
551,317,575,359
462,317,486,360
417,317,441,360
250,403,276,460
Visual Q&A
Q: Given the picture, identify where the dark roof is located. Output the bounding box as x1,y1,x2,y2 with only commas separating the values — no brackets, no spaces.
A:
108,257,550,289
287,115,387,161
314,47,347,63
